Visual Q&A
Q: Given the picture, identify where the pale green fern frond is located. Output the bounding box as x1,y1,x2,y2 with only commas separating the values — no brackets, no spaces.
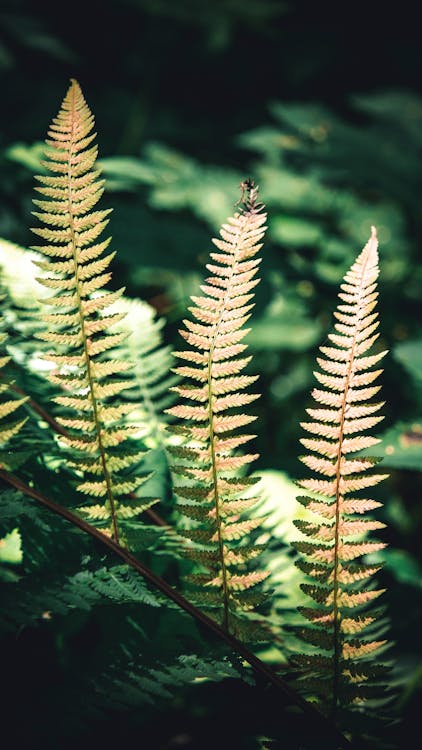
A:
293,227,391,719
112,297,178,448
167,183,269,637
31,79,155,542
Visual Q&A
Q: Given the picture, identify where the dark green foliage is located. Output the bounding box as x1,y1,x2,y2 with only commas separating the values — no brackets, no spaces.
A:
0,486,259,748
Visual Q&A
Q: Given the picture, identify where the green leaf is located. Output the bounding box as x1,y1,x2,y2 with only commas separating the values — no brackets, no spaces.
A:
270,216,323,246
0,528,22,564
372,422,422,470
394,339,422,388
5,141,45,173
246,289,320,352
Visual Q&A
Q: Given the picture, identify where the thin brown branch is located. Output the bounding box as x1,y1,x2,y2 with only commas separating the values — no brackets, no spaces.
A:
143,505,169,528
9,381,68,436
0,468,352,748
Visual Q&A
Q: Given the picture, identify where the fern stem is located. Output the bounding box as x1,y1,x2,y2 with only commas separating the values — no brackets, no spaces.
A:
331,245,373,718
332,376,348,716
0,467,354,749
207,357,230,630
206,214,251,632
6,379,68,437
66,84,119,543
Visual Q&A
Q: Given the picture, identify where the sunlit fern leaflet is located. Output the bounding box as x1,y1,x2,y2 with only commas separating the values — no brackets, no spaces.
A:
31,79,155,542
167,184,269,636
293,227,390,717
0,291,28,461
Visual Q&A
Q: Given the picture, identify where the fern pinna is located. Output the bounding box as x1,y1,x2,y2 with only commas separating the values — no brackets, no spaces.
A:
0,294,28,459
31,79,154,543
167,183,269,637
293,227,390,718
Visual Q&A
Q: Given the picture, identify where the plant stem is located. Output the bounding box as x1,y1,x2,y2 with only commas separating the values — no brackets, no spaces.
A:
9,380,68,436
66,82,119,543
206,217,248,632
331,246,372,718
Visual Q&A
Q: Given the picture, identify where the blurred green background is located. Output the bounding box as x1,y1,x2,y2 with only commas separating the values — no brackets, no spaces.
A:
1,0,421,746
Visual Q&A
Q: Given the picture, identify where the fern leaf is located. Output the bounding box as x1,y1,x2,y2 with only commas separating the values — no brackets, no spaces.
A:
167,184,268,637
31,80,149,542
293,227,391,719
0,299,28,463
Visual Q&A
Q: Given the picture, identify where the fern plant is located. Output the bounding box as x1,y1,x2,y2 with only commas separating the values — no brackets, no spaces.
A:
0,76,399,746
167,183,269,636
30,79,155,542
293,227,390,718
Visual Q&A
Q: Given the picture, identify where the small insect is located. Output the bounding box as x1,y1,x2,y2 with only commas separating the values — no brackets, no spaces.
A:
235,177,264,213
236,177,256,207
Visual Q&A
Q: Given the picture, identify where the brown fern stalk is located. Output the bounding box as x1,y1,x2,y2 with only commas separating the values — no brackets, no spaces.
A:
294,227,390,718
167,183,269,637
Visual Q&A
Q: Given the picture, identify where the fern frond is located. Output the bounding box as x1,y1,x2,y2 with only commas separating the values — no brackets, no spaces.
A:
293,227,391,718
101,653,242,710
0,562,165,627
31,79,151,542
110,297,178,448
167,186,269,636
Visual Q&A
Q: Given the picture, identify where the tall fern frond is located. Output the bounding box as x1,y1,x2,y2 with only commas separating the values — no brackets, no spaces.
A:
167,183,269,636
31,79,154,542
293,227,390,718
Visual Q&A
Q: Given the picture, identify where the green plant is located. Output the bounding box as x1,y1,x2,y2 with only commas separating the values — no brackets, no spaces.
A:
292,227,391,724
0,80,396,749
167,182,269,637
31,79,156,542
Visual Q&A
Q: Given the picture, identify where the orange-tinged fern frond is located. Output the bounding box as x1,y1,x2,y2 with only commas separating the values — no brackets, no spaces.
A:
293,227,391,719
31,80,155,542
167,185,269,637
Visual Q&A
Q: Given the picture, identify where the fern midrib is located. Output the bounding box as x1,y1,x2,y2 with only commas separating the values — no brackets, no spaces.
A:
331,248,372,717
65,87,119,543
206,218,248,632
